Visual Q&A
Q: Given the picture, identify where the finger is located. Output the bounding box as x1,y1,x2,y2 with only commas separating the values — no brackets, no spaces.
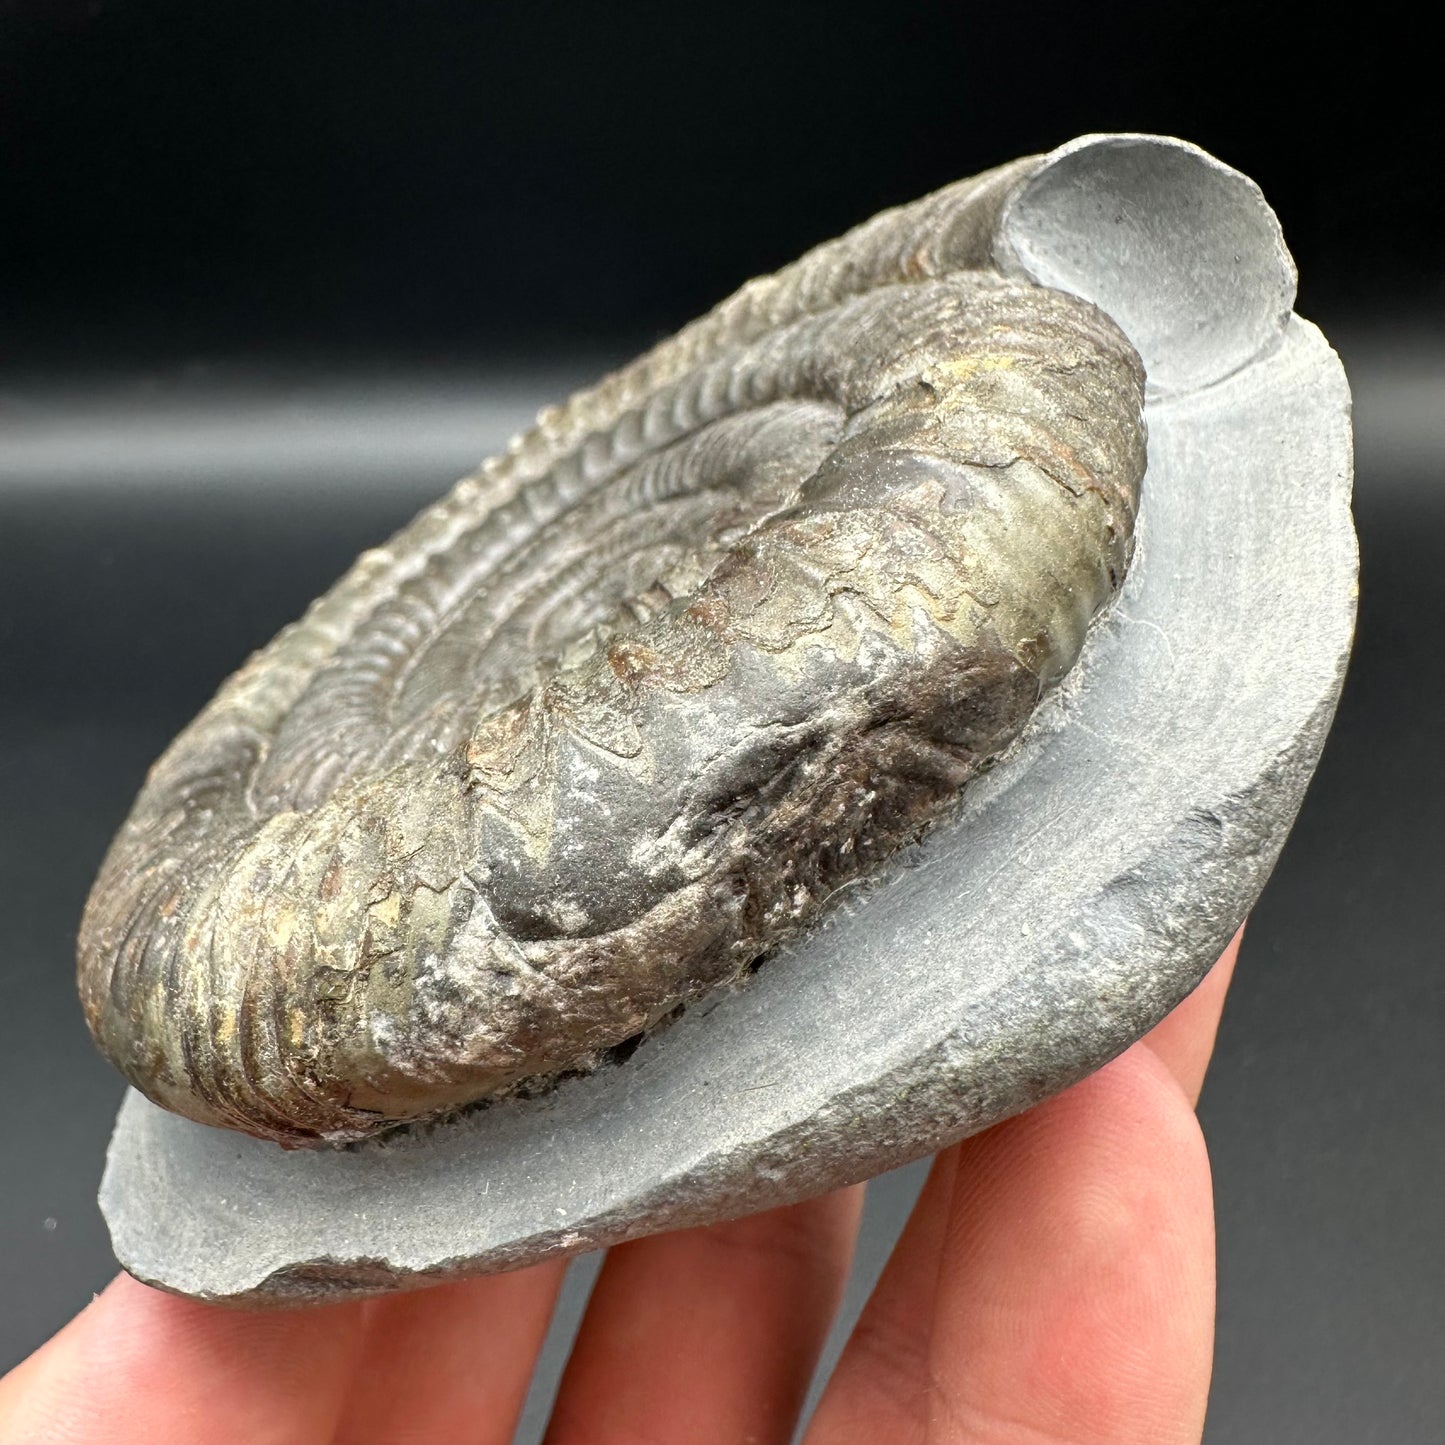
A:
807,929,1240,1444
546,1185,865,1445
808,1044,1214,1445
921,1045,1215,1444
0,1273,364,1445
1141,927,1244,1104
801,1149,961,1441
332,1260,566,1445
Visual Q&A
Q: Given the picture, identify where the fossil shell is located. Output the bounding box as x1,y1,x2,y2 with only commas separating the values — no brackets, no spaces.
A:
78,159,1145,1146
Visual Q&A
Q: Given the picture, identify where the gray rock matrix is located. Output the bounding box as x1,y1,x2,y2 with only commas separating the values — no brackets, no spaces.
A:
98,134,1357,1304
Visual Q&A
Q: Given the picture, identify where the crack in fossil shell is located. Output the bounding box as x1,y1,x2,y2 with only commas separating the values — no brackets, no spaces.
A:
78,159,1146,1146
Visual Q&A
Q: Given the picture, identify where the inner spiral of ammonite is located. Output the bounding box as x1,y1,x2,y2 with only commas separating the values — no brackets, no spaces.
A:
79,161,1146,1146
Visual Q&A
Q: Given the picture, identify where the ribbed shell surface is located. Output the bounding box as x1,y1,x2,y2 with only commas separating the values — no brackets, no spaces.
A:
78,158,1146,1145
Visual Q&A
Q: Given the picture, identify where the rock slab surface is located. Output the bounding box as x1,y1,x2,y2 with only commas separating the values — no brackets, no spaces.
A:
99,135,1358,1304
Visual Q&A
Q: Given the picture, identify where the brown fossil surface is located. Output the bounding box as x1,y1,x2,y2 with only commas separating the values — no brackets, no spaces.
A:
78,158,1146,1146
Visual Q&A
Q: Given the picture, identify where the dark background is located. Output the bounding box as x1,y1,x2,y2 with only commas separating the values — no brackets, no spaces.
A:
2,4,1441,1441
2,0,1436,373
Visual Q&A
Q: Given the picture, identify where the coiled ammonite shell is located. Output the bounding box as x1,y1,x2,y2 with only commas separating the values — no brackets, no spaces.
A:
79,159,1146,1146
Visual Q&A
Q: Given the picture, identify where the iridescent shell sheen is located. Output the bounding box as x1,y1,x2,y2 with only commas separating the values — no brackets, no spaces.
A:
79,160,1145,1145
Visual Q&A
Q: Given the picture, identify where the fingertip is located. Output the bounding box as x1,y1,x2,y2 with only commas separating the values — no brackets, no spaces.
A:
548,1187,864,1445
1143,926,1245,1104
923,1043,1216,1444
333,1260,567,1445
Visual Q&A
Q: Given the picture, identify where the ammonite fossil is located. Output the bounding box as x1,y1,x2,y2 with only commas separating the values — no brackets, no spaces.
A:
79,156,1147,1147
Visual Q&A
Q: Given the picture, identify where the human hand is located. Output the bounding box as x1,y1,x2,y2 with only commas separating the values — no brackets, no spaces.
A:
0,931,1239,1444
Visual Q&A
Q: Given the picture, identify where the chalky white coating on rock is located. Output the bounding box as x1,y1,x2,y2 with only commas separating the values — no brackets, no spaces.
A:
99,135,1356,1304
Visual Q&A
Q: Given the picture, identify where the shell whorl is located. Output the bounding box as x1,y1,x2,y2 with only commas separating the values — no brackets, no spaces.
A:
78,158,1146,1145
